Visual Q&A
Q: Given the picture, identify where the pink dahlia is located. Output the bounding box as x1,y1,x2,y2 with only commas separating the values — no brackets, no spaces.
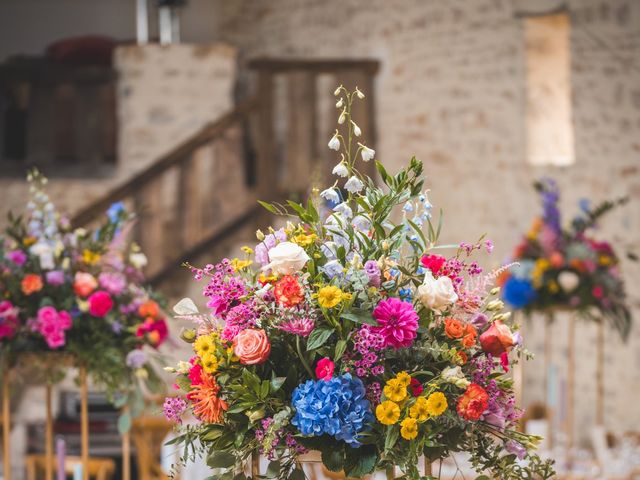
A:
372,297,418,349
276,317,315,337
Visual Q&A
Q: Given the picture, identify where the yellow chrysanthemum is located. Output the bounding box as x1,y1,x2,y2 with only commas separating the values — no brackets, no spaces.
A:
231,258,253,271
400,417,418,440
201,353,219,374
82,249,101,265
241,246,254,254
194,334,216,357
425,392,448,417
396,371,412,387
409,397,429,422
383,378,407,402
317,286,344,309
376,401,400,426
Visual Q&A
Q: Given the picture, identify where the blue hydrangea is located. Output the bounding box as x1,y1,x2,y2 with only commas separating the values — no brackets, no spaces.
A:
291,373,373,447
503,277,537,309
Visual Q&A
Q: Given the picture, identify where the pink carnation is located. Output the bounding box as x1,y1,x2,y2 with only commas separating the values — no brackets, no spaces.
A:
372,297,418,349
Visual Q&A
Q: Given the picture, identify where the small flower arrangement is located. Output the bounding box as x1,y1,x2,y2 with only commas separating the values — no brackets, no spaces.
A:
0,171,169,419
165,88,554,479
501,178,633,339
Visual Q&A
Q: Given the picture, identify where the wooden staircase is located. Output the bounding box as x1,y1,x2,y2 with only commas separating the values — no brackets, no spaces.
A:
71,58,379,288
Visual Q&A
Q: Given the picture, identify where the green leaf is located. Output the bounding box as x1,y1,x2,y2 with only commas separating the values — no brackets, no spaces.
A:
290,467,305,480
270,376,286,393
321,446,345,472
384,426,399,452
260,380,270,399
257,200,281,215
266,461,281,478
334,339,348,362
475,476,491,480
117,412,131,434
306,326,334,351
340,310,376,326
207,450,236,469
344,444,378,477
201,428,224,441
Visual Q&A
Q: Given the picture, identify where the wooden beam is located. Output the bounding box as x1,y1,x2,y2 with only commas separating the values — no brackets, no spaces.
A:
249,58,380,74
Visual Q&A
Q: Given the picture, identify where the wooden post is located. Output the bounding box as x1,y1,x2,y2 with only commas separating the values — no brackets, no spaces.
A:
79,367,89,480
596,320,604,426
251,450,260,477
544,311,553,449
45,383,54,480
2,367,10,480
385,466,394,480
122,407,131,480
424,458,432,477
566,313,575,468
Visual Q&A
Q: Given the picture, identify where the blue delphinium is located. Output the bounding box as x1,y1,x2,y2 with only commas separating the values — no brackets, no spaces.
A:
291,373,373,447
106,201,126,224
503,277,537,309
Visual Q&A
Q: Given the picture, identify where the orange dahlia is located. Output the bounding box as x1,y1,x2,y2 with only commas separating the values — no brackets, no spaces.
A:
189,372,228,424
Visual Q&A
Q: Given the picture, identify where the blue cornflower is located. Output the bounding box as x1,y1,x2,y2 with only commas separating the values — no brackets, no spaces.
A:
291,374,373,447
502,277,537,309
106,201,126,224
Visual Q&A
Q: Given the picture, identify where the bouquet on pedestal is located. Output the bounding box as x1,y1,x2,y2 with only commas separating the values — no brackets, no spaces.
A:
500,178,632,339
164,88,555,479
0,171,169,419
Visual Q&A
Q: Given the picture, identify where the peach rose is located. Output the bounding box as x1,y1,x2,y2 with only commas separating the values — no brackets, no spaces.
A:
73,272,97,297
21,274,43,295
444,318,464,339
461,324,477,348
233,328,271,365
479,320,514,356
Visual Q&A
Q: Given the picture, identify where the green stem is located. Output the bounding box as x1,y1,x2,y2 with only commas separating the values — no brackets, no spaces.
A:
296,336,314,378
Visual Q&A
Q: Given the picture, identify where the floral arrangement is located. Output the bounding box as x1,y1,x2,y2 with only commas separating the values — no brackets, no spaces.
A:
0,171,169,420
501,178,632,339
165,88,555,479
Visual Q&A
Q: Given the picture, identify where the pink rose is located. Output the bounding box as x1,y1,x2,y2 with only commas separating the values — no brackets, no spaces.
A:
315,357,335,381
233,328,271,365
74,272,97,297
479,320,514,356
88,290,114,317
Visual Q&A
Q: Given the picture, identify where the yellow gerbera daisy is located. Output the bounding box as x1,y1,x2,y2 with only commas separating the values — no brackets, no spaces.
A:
376,401,400,426
383,378,407,402
409,397,429,422
317,286,344,309
400,417,418,440
201,353,219,374
194,334,215,358
425,392,448,417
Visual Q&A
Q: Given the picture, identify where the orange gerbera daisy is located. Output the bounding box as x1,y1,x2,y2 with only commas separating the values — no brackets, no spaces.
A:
189,372,228,423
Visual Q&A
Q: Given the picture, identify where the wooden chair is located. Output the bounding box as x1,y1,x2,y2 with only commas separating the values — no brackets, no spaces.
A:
131,416,172,480
25,454,115,480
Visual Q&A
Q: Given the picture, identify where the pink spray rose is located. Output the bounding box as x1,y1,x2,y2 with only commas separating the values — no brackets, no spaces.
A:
233,328,271,365
315,357,335,381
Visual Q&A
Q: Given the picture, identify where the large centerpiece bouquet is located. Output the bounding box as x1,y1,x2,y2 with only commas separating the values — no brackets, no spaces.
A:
0,171,169,419
500,178,632,339
165,88,555,479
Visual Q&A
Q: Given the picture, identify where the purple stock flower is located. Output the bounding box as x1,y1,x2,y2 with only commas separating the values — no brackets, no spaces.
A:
363,260,381,287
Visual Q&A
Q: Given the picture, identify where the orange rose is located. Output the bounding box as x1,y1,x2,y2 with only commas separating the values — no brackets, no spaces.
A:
444,318,464,339
457,383,489,421
479,320,514,356
73,272,97,297
461,323,477,348
233,328,271,365
456,350,468,364
139,300,160,319
21,274,43,295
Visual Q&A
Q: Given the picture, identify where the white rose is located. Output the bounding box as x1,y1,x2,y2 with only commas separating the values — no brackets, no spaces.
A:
30,242,55,270
416,272,458,312
558,271,580,293
130,252,148,269
265,241,310,275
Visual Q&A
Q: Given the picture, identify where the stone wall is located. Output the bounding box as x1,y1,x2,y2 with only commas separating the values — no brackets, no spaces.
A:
207,0,640,445
0,43,236,222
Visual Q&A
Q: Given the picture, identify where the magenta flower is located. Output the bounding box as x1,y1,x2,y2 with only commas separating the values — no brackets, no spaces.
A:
277,317,315,337
315,357,335,381
372,297,418,349
35,306,72,349
5,250,27,266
